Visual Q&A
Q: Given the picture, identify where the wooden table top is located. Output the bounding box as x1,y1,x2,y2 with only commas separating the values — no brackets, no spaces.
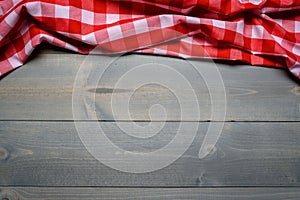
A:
0,46,299,199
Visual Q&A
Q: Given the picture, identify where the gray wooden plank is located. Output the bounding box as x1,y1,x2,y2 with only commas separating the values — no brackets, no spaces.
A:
0,52,299,121
1,187,300,200
0,121,299,186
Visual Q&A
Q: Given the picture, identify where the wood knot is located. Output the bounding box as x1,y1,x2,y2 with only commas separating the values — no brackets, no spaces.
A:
291,86,300,96
0,147,9,160
196,172,207,185
0,189,18,200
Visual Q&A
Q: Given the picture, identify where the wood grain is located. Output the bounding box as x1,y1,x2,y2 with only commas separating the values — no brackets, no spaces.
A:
0,121,299,186
1,48,299,196
1,53,299,121
1,187,300,200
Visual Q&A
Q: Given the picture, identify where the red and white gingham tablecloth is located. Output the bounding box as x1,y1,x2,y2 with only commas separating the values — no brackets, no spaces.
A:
0,0,299,79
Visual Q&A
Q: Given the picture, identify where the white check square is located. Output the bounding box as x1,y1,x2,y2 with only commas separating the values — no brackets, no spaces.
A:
252,25,264,39
236,22,244,34
133,19,149,34
82,9,94,24
295,21,300,33
5,11,19,27
107,25,123,40
106,14,119,24
24,41,33,55
212,20,226,29
26,2,42,17
159,15,174,28
55,5,69,18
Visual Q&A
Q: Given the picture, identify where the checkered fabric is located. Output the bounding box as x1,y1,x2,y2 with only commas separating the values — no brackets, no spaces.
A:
0,0,300,79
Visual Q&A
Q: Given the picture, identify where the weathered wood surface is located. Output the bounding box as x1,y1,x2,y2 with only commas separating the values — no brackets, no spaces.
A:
1,187,300,200
0,52,299,121
0,121,299,186
1,48,300,198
